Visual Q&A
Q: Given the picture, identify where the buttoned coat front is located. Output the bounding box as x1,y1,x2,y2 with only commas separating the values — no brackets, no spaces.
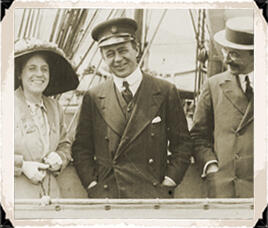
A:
14,87,72,199
190,71,253,198
72,73,193,198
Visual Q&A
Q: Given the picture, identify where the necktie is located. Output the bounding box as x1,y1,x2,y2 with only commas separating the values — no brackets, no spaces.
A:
245,75,253,101
122,81,133,104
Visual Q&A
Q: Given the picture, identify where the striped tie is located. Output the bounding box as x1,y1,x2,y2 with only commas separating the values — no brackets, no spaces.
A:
122,81,133,104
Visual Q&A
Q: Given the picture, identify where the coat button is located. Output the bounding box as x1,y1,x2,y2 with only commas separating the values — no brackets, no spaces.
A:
103,184,108,189
127,107,131,112
148,158,154,164
153,182,158,187
93,156,97,161
105,136,109,141
151,133,155,137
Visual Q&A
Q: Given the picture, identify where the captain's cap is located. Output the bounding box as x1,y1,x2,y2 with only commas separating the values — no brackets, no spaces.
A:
92,17,137,47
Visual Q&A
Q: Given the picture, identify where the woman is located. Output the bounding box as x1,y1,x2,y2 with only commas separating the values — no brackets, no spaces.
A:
14,38,79,199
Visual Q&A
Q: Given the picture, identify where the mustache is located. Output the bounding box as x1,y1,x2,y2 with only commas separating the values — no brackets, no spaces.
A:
225,60,239,67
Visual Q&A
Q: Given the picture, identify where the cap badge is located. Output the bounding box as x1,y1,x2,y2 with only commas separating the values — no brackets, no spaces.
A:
111,26,118,34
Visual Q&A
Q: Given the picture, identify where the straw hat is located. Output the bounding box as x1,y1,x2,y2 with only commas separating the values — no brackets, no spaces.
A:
15,38,79,96
214,17,253,50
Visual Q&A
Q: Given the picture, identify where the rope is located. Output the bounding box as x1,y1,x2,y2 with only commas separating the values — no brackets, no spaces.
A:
37,10,43,39
55,10,68,44
27,9,35,38
188,9,198,38
61,9,118,107
49,9,61,42
23,9,32,38
32,9,40,38
17,9,26,39
66,57,103,132
75,9,115,72
138,9,167,67
70,9,99,60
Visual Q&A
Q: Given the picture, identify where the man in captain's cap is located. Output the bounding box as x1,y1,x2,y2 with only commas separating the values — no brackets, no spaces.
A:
72,17,193,198
190,16,254,198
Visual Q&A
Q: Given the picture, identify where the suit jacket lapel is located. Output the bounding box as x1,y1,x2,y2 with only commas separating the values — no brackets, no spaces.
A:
219,72,248,115
114,74,164,160
236,98,254,132
94,79,126,136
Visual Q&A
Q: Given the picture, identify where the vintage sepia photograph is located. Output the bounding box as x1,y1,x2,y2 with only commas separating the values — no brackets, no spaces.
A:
1,1,267,226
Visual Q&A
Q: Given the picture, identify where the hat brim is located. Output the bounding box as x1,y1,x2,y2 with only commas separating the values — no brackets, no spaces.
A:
99,36,134,47
214,30,254,50
15,49,79,96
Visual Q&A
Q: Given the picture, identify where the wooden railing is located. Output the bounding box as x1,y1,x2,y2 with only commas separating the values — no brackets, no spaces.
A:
15,198,253,219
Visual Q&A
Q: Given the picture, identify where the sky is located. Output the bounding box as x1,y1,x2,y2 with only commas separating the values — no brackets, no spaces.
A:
14,9,198,74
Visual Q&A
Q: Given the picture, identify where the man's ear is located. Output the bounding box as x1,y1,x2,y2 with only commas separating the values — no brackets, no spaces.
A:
135,42,140,57
100,48,105,58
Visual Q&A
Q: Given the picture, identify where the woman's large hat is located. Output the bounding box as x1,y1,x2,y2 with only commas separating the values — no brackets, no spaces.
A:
15,38,79,96
214,17,253,50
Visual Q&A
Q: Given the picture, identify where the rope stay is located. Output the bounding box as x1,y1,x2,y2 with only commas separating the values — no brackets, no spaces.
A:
189,9,208,106
16,8,203,131
139,9,167,68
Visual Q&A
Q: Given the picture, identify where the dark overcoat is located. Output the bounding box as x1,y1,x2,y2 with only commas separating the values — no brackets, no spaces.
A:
72,73,193,198
190,71,253,198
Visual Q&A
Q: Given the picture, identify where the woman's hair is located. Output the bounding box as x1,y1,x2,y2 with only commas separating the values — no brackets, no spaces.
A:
15,51,50,88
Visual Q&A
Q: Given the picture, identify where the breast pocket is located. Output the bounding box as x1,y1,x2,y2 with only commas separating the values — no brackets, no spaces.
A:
151,119,165,138
21,119,37,135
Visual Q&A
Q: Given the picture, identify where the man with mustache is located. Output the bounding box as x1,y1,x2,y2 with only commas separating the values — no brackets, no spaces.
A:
190,17,254,198
72,18,192,198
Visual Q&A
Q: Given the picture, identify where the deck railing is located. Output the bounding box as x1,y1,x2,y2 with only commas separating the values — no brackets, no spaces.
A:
15,198,253,219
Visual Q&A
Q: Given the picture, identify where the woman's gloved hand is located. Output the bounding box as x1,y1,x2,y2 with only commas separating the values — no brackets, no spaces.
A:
43,152,63,172
22,161,49,184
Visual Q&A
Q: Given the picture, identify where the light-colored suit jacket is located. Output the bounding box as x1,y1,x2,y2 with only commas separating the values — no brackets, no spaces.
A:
14,87,72,199
191,71,253,198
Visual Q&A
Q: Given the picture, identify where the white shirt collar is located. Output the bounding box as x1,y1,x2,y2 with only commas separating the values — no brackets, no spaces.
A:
112,67,143,96
26,98,47,113
238,71,254,92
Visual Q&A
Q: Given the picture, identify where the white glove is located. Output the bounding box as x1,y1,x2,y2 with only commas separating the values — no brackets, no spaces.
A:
22,161,49,184
43,152,63,172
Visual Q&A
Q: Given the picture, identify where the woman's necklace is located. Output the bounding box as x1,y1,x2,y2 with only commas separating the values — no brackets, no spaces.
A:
40,171,51,206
